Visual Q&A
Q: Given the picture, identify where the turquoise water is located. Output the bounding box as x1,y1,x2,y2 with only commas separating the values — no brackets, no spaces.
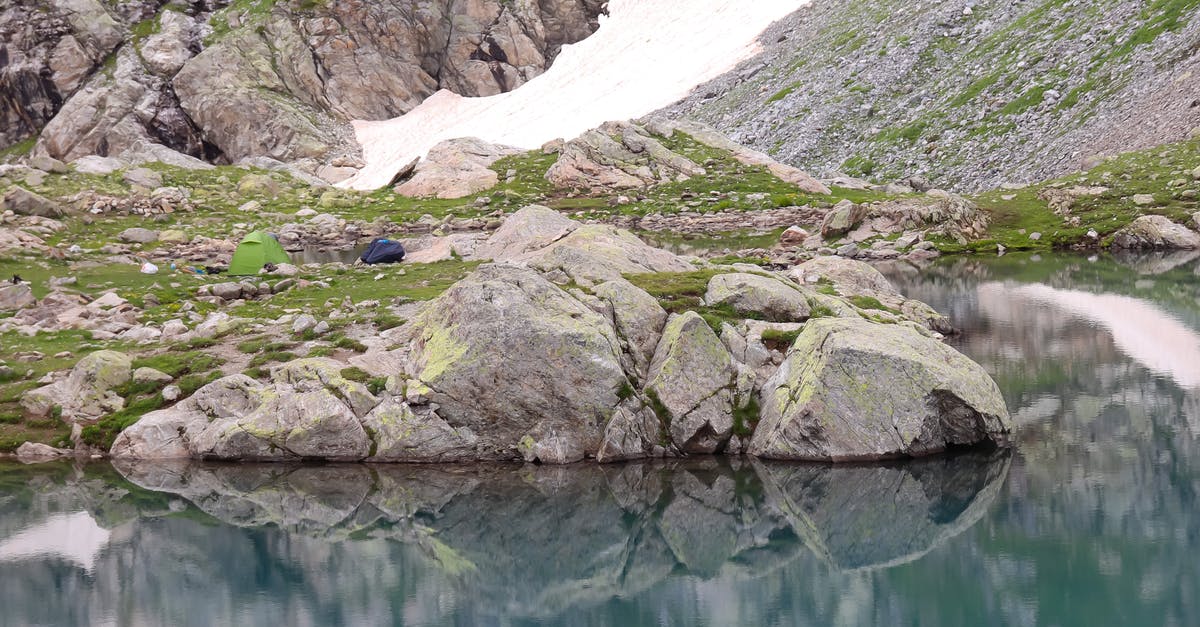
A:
1,251,1198,626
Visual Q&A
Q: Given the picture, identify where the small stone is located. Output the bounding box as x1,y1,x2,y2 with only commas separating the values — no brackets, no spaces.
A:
1132,194,1156,206
161,385,182,402
211,283,244,301
780,225,809,245
313,321,331,335
133,367,173,385
1029,232,1042,241
293,314,317,334
119,227,159,244
238,200,262,213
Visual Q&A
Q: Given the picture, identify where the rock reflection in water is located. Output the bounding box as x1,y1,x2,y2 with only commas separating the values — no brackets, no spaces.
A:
0,454,1008,625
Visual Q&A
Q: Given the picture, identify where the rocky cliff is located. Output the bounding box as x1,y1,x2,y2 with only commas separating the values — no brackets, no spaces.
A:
664,0,1200,192
1,0,603,164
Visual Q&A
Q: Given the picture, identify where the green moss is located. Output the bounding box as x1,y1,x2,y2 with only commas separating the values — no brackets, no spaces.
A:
732,395,761,438
848,295,899,314
760,328,803,351
767,81,803,104
248,351,296,368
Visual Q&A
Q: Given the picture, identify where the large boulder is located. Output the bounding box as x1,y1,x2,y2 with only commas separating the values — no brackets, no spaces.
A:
703,273,812,322
0,284,36,311
645,312,735,454
546,121,706,191
749,318,1011,461
590,278,668,377
475,205,694,283
2,187,64,218
403,264,627,463
22,350,133,422
1111,215,1200,250
473,205,579,260
394,138,522,199
820,199,867,239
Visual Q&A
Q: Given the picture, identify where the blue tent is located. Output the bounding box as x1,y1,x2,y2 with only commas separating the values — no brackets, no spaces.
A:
360,238,406,265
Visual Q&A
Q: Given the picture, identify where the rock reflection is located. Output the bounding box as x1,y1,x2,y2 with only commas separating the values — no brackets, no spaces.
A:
0,453,1009,625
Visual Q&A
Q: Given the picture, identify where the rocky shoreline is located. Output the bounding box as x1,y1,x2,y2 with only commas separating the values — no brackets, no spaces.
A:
2,206,1013,465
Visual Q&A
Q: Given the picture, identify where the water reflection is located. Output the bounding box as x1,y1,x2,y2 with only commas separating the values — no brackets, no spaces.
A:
0,454,1007,625
3,251,1200,625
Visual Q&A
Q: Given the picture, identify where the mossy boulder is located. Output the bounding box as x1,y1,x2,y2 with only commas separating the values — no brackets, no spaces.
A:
703,272,812,322
749,318,1011,461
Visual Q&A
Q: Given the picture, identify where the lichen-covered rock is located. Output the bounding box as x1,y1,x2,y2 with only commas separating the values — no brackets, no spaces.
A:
22,349,133,423
362,398,479,462
703,273,812,322
749,318,1011,461
1111,215,1200,250
195,389,371,461
646,312,735,454
404,264,627,462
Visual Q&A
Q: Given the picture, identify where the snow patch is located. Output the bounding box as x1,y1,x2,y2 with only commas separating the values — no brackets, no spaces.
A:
343,0,809,190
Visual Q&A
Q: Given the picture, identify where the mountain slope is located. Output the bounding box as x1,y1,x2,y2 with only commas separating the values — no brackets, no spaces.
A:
664,0,1200,192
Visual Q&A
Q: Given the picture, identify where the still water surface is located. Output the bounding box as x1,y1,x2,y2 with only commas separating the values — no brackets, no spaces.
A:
1,251,1198,626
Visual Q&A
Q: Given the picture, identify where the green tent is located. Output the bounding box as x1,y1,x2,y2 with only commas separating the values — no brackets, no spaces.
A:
229,231,291,275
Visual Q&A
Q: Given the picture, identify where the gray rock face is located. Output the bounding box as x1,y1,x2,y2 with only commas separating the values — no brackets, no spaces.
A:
646,312,736,453
36,46,207,162
703,273,812,322
173,0,603,162
0,0,123,147
403,264,626,462
749,318,1012,461
1111,215,1200,250
394,138,522,199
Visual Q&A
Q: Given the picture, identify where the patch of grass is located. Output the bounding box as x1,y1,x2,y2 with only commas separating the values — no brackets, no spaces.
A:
133,351,223,379
767,81,803,104
760,328,802,351
340,367,386,395
732,395,761,438
848,295,899,313
248,351,296,368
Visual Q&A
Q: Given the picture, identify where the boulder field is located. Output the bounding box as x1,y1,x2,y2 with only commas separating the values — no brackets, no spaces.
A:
110,206,1012,464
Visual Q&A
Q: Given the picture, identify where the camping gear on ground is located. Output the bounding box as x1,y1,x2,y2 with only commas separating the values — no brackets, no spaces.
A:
360,238,406,265
229,231,291,276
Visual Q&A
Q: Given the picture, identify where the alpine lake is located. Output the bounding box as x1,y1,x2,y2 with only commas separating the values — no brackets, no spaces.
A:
0,251,1197,626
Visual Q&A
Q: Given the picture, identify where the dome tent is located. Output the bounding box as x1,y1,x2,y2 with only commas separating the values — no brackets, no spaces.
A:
229,231,291,276
360,238,406,265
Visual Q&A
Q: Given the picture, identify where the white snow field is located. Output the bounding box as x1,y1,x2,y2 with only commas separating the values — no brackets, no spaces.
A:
343,0,809,190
